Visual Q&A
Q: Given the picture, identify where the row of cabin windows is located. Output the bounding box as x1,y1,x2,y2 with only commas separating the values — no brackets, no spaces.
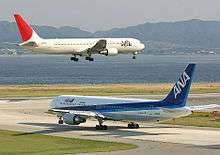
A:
90,103,156,109
54,42,121,46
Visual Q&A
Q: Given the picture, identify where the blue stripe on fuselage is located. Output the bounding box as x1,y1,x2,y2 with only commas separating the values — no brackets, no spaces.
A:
55,100,185,113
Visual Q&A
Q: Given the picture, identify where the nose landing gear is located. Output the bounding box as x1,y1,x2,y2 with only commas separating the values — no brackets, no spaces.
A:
132,52,138,59
128,122,139,129
58,117,63,124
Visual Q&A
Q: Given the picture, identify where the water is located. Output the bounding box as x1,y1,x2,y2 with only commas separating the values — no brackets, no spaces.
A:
0,54,219,84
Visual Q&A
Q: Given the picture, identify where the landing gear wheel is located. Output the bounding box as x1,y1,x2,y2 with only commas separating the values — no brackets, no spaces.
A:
135,124,139,128
89,57,94,61
95,118,107,130
58,119,63,124
132,52,137,59
85,57,94,61
95,125,108,130
70,57,79,61
128,122,139,129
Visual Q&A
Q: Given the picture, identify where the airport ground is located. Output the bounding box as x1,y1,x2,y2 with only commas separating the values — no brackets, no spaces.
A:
0,83,220,154
0,83,219,98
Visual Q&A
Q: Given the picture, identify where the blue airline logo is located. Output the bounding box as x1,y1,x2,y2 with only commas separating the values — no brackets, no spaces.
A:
65,98,75,102
173,71,190,99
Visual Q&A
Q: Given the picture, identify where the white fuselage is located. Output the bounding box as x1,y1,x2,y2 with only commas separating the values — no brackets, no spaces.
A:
50,95,191,122
22,38,145,55
14,14,145,57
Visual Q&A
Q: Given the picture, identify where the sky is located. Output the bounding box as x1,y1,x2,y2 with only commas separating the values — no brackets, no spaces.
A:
1,0,220,32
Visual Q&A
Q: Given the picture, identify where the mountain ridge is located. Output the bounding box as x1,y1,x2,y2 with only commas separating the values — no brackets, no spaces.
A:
1,19,220,48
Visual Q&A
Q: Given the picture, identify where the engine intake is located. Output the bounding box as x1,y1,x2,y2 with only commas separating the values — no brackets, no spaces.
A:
100,48,118,56
63,113,86,125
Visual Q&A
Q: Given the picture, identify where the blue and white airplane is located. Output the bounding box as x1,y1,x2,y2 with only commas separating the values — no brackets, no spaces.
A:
50,64,219,130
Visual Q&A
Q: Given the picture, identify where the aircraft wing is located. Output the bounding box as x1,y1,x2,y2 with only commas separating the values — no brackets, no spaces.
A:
186,104,220,111
51,108,105,119
89,39,107,53
80,39,107,56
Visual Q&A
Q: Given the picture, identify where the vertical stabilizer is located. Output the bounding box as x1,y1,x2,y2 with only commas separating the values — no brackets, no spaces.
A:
14,14,41,42
162,64,196,107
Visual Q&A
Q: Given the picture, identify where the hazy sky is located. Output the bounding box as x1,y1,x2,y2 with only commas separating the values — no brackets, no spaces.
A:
1,0,220,32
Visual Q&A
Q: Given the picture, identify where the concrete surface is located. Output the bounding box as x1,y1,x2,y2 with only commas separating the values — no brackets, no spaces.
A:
0,95,220,155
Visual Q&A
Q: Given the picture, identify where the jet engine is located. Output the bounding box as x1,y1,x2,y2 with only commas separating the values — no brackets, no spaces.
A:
100,48,118,56
63,113,86,125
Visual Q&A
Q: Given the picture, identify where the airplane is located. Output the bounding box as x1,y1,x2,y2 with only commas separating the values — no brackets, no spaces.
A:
49,64,220,130
14,14,145,61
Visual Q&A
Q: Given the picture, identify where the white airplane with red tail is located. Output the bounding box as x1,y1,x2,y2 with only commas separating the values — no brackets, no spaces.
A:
14,14,145,61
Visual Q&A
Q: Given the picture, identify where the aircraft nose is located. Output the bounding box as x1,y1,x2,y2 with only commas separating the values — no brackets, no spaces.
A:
139,43,145,50
49,98,56,109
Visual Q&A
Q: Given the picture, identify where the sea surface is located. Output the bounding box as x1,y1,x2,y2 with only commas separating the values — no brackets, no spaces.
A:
0,54,219,84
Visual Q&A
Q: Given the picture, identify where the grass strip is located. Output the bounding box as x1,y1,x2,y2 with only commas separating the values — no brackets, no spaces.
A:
0,130,136,155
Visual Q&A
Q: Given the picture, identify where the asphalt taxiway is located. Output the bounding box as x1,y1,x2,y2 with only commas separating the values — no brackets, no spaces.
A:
0,95,220,155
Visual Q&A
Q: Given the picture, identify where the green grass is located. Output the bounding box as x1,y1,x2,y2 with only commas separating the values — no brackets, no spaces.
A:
0,130,136,155
0,83,219,98
163,111,220,128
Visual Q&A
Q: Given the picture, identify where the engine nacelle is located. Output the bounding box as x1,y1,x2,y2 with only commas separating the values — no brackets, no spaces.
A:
100,48,118,56
63,113,86,125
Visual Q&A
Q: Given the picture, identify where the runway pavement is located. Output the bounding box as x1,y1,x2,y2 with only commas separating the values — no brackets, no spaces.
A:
0,94,220,155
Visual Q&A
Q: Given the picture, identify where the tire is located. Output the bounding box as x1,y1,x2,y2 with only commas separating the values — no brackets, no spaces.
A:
103,125,108,130
71,57,79,61
95,125,100,130
89,58,94,61
128,123,139,129
128,124,131,128
135,124,139,128
58,119,63,124
95,125,107,130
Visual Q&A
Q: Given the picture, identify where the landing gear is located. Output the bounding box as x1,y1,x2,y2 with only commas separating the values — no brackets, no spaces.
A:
95,125,108,130
95,118,107,130
85,57,94,61
70,55,79,61
132,52,138,59
128,122,139,129
58,117,63,124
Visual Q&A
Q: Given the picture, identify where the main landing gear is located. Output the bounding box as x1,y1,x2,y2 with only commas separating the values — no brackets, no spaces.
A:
58,117,63,124
95,118,107,130
128,122,139,129
96,125,107,130
70,55,79,61
85,56,94,61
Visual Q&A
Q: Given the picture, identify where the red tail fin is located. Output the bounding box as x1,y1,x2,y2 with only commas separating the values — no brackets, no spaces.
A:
14,14,33,42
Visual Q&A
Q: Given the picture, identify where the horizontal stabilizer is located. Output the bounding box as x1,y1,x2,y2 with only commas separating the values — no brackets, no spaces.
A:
187,104,220,111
